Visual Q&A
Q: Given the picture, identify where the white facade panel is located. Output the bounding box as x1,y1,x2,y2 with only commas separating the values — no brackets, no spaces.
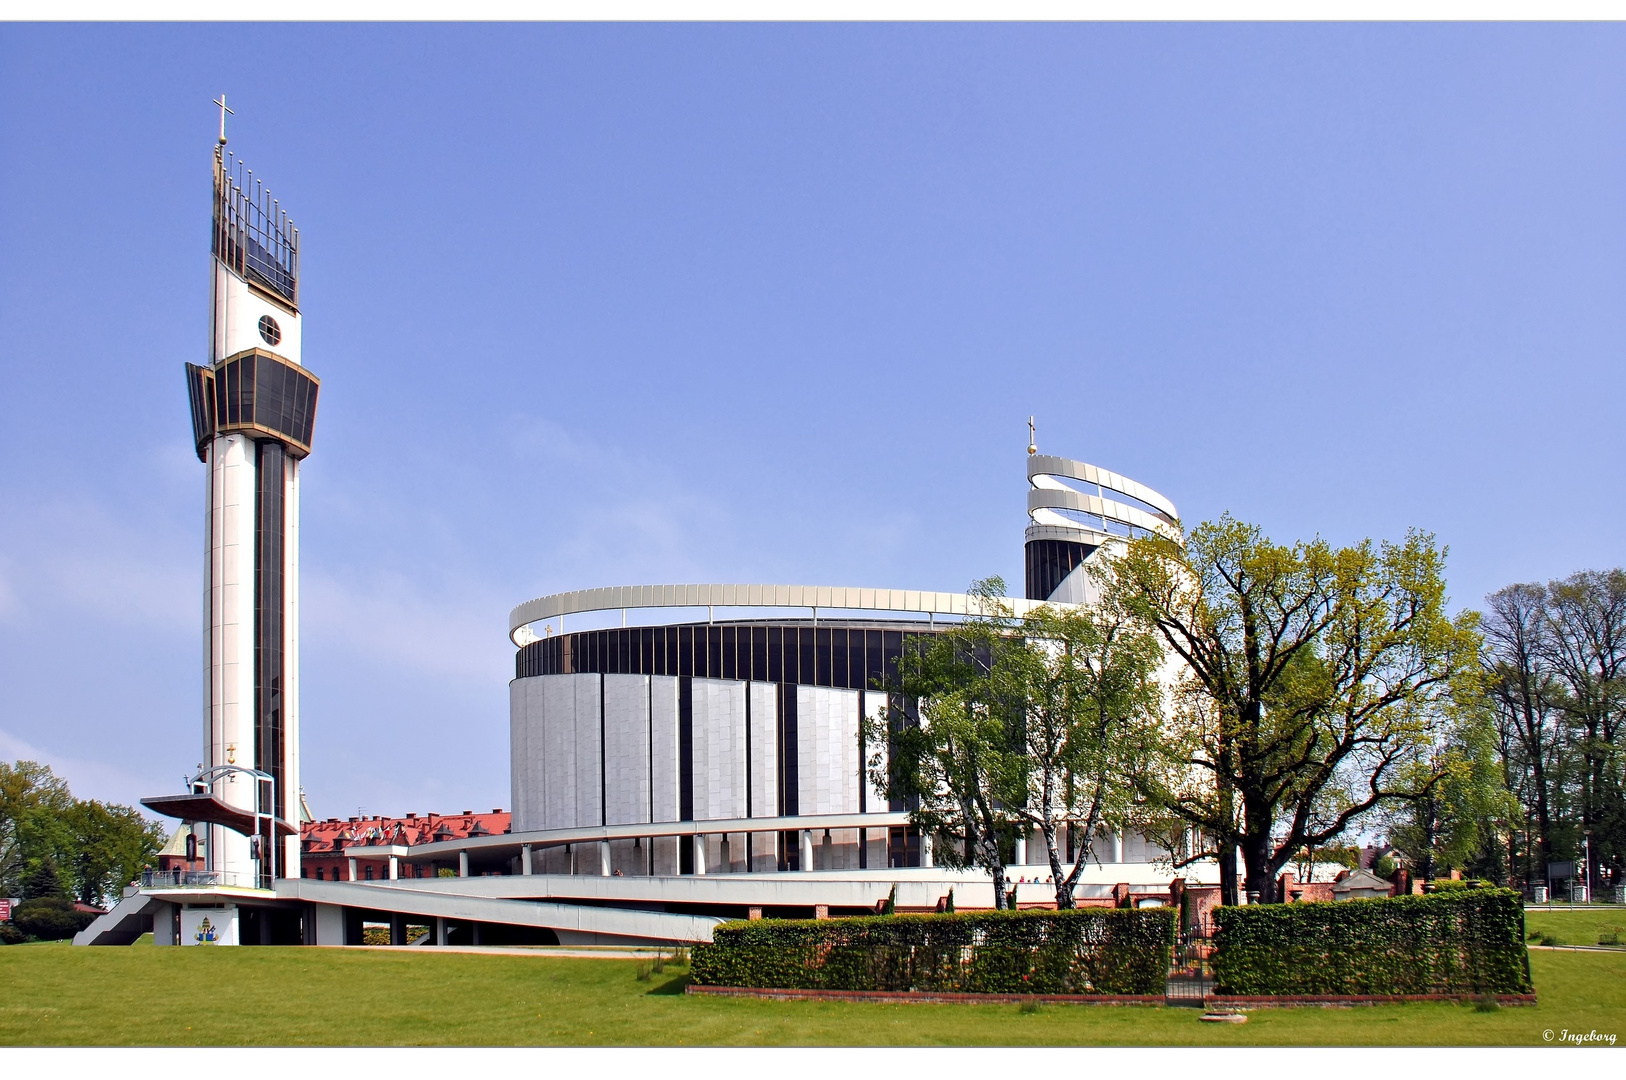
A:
215,262,303,366
541,675,578,830
509,679,531,831
650,676,680,823
603,674,651,826
748,681,777,818
180,905,239,947
205,432,256,880
862,688,889,814
692,679,746,822
574,675,603,828
797,686,860,817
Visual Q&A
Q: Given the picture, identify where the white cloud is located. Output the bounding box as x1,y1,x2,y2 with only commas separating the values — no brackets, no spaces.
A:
0,726,168,812
0,495,194,632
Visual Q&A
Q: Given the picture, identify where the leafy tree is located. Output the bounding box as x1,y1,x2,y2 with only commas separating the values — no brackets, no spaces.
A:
62,800,168,907
0,760,165,907
0,761,74,896
1541,569,1626,896
1006,596,1164,908
1105,515,1482,904
866,578,1025,909
1483,584,1568,883
1385,697,1514,881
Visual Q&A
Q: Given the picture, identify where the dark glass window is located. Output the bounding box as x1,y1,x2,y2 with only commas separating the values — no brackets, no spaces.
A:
207,349,319,455
1025,538,1097,601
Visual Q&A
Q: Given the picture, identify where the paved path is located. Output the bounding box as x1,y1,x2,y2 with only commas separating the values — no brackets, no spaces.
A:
338,945,680,959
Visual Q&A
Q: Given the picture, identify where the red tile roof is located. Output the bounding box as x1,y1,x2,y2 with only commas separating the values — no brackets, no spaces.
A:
300,809,511,852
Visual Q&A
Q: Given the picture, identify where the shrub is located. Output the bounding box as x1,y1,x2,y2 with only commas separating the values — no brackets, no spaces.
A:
11,899,95,942
0,922,26,945
1211,889,1531,996
691,907,1174,995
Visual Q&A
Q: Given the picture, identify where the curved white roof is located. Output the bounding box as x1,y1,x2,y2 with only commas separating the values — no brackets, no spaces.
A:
509,583,1074,646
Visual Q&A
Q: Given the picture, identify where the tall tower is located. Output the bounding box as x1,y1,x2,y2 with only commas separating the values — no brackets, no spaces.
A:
1024,446,1179,604
183,110,318,888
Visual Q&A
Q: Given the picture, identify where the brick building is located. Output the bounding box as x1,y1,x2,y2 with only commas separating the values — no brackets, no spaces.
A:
299,810,511,882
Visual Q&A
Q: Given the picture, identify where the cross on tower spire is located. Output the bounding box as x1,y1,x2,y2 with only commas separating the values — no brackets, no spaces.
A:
1027,416,1037,456
213,93,233,146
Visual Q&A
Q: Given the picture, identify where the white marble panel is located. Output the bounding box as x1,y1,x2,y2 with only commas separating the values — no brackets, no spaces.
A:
650,676,680,823
797,686,861,816
862,688,890,814
574,675,604,828
692,679,746,822
509,679,528,831
541,674,578,829
748,681,778,818
603,674,651,826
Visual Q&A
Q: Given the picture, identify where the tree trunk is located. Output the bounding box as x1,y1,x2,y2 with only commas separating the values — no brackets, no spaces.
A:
1042,818,1073,909
1242,829,1277,904
1219,843,1239,907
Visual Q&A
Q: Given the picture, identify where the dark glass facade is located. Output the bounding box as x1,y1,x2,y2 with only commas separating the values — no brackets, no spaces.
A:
518,620,935,870
1025,538,1097,601
185,350,319,461
254,441,286,889
516,621,935,691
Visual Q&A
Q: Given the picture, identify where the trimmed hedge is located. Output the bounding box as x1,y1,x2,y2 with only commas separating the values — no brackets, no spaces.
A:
691,908,1175,995
1211,889,1532,996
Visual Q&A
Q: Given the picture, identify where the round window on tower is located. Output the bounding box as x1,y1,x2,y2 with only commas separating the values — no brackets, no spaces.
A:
258,314,282,346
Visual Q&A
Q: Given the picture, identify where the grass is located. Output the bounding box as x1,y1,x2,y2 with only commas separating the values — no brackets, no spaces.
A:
1524,907,1626,948
1,943,1621,1046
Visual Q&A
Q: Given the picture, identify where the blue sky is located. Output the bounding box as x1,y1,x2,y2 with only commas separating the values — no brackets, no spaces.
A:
1,23,1621,819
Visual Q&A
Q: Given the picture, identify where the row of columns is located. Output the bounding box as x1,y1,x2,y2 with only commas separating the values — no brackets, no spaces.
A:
507,829,939,877
1009,829,1127,867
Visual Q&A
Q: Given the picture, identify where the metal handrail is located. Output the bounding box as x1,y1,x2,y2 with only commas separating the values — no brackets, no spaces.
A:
142,869,262,890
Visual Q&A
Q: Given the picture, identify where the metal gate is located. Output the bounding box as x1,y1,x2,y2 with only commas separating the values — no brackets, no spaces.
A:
1165,914,1214,1005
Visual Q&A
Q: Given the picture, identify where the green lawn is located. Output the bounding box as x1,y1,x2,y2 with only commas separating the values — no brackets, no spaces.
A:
1524,907,1626,947
1,941,1621,1046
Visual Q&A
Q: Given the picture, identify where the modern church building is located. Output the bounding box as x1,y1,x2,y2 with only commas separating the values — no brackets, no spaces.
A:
78,121,1214,949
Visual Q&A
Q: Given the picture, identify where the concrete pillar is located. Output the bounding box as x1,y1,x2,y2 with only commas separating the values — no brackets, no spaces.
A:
434,917,446,945
389,913,405,945
599,840,612,877
693,835,707,875
822,830,832,870
1015,837,1027,866
521,844,533,876
347,856,357,882
920,832,934,868
800,829,815,871
1111,831,1123,864
458,851,469,878
388,855,399,880
720,835,731,873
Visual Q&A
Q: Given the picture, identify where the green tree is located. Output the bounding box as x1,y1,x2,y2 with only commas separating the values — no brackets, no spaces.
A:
61,800,167,907
0,761,75,896
1105,515,1482,905
1541,569,1626,896
1385,696,1514,881
866,578,1025,908
1007,596,1164,908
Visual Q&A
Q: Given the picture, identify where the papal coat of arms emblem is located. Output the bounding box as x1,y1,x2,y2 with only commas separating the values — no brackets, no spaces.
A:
194,916,219,945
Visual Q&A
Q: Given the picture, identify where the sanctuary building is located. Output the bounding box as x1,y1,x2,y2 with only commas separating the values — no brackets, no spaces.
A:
76,119,1216,949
